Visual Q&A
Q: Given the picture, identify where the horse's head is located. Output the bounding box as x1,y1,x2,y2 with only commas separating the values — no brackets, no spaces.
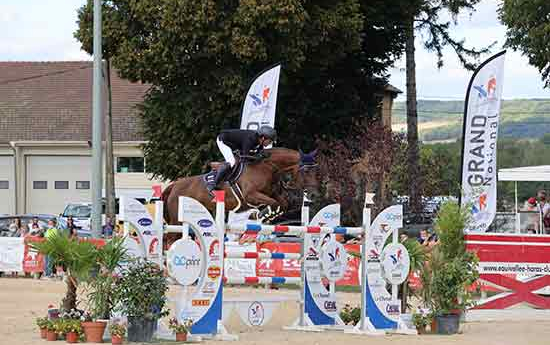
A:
263,148,321,199
297,149,321,200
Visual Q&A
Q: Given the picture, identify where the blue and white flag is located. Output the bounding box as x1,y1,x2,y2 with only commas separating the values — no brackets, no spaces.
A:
460,51,506,232
240,64,281,131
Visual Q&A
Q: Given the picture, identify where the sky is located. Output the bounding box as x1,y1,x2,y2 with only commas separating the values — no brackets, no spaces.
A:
0,0,548,101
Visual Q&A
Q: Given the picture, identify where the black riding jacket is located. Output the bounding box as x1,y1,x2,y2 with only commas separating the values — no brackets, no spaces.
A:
218,129,261,155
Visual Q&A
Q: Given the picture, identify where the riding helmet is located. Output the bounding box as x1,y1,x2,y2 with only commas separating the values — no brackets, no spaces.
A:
257,126,277,141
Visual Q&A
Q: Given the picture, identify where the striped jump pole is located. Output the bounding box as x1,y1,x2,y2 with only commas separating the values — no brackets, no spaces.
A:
224,276,301,285
224,252,302,260
228,223,363,236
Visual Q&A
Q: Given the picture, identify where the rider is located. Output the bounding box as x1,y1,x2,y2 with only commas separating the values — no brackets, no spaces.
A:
207,126,277,194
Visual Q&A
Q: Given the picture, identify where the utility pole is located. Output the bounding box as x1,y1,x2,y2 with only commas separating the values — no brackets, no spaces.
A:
91,0,103,238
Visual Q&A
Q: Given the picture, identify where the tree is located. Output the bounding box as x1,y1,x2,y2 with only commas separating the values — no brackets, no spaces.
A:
75,0,410,180
404,0,492,213
500,0,550,87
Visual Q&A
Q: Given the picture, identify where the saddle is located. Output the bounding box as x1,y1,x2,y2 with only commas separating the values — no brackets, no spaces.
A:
203,160,245,188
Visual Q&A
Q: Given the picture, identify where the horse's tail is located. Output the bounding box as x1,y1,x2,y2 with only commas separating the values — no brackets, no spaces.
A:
160,183,174,224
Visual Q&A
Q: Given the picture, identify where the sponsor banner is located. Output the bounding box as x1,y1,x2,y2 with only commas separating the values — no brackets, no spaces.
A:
240,64,281,132
320,240,348,281
224,242,257,278
167,239,203,286
22,236,45,273
380,243,410,285
460,51,506,232
0,238,25,272
257,242,301,278
120,197,161,265
478,262,550,275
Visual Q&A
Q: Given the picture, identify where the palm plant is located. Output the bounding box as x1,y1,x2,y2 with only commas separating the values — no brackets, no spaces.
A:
400,238,427,311
86,236,128,319
30,233,98,310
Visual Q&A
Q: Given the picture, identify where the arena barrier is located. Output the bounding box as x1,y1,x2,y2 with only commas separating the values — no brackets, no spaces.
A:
118,192,416,339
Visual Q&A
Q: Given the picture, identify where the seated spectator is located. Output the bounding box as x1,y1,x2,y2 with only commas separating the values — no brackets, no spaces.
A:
399,232,409,243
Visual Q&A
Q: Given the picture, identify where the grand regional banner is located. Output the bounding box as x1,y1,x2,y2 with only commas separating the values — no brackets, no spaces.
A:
240,64,281,132
461,51,506,232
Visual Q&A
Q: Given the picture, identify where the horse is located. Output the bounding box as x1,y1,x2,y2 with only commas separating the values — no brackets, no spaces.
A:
162,148,319,225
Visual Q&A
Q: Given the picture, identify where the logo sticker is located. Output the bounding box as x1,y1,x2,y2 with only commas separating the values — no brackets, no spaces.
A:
198,219,213,228
247,302,265,326
137,218,153,226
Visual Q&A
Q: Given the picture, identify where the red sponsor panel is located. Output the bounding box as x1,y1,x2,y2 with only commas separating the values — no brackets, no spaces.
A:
255,242,361,286
23,236,45,273
257,243,301,278
465,233,550,309
337,244,360,286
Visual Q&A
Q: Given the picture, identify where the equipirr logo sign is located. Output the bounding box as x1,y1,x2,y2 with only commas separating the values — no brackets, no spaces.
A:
173,255,201,268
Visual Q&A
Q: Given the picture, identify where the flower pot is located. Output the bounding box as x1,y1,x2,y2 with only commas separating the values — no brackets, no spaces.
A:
82,321,107,343
127,317,156,343
66,331,79,343
176,332,188,342
430,318,437,333
435,314,460,335
416,325,427,334
111,335,123,345
46,331,58,341
40,328,48,339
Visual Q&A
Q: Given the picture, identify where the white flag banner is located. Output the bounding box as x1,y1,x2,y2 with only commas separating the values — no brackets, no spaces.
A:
0,238,25,272
461,51,506,232
240,64,281,131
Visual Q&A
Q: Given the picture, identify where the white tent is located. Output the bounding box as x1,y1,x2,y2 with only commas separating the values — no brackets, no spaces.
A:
498,165,550,233
498,165,550,182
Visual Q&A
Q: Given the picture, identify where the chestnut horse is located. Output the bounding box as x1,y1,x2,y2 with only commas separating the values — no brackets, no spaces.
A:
162,148,319,225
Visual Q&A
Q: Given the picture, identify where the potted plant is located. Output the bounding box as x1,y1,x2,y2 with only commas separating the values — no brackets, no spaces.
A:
411,311,430,334
109,323,126,345
83,237,128,343
36,317,49,339
113,259,169,342
30,233,98,311
425,201,479,334
168,318,193,341
45,320,58,341
339,304,361,326
81,311,107,343
63,319,83,343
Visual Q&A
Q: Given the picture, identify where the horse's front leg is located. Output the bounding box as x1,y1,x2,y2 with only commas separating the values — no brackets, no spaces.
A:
246,192,284,222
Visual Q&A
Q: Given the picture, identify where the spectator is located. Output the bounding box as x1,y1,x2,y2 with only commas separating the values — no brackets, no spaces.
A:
524,197,539,233
8,218,26,237
417,229,430,246
43,219,59,279
67,217,78,239
29,217,43,236
102,217,114,238
399,232,409,243
537,190,550,233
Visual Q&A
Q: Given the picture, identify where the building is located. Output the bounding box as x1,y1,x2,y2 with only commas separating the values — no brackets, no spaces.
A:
0,61,164,215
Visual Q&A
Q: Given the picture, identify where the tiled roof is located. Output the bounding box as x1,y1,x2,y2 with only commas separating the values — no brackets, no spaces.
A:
0,61,150,142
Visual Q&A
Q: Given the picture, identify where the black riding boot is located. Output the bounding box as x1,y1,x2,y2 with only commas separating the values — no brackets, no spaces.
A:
208,163,231,196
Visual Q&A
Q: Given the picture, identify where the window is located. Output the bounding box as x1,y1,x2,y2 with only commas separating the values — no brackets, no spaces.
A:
0,181,8,189
116,157,145,173
33,181,47,189
76,181,90,190
55,181,69,189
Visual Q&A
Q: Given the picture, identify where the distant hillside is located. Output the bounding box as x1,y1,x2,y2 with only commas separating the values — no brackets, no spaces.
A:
392,99,550,142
